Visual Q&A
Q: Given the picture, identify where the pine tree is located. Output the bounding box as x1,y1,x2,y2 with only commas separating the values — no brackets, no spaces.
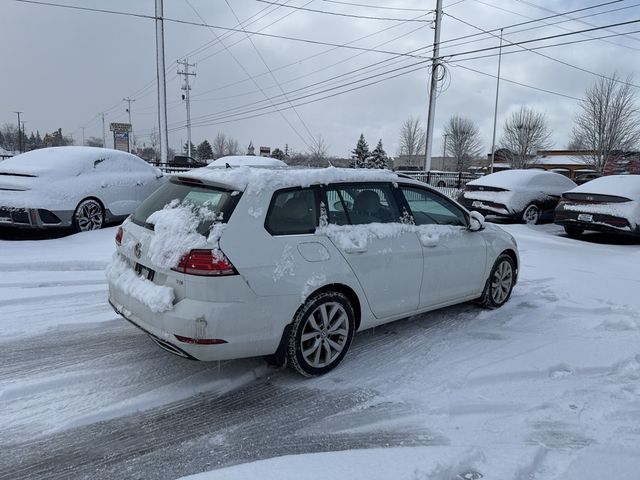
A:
0,131,4,149
350,133,370,168
370,139,388,169
183,141,196,156
195,140,213,161
271,148,285,160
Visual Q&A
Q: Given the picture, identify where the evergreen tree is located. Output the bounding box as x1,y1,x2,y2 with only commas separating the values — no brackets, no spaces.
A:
35,131,43,148
370,139,389,169
0,131,4,149
183,141,196,156
350,133,370,168
195,140,213,161
271,148,285,160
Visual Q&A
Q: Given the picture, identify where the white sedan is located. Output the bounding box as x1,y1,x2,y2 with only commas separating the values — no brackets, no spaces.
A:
0,146,166,231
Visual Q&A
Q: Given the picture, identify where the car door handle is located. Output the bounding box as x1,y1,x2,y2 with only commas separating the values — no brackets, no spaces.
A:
343,246,367,254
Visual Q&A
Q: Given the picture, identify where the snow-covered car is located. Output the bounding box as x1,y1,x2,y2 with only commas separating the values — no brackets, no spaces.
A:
458,169,577,224
107,167,519,376
554,175,640,237
207,155,287,168
0,146,166,232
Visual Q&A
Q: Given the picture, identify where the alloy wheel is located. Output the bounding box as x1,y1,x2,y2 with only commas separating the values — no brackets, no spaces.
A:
522,205,540,224
75,199,103,231
299,301,350,369
491,260,513,304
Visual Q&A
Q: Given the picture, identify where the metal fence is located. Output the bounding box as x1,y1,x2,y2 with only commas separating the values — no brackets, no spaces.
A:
154,163,192,174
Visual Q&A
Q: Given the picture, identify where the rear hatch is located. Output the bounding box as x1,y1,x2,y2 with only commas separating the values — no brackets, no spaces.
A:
120,177,242,301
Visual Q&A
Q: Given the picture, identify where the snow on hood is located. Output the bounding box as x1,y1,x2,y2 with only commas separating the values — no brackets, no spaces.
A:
0,147,146,177
567,175,640,199
207,155,287,168
180,166,399,194
468,169,573,189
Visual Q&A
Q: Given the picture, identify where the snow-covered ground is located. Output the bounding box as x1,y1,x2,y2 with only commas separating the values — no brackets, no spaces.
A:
1,224,639,479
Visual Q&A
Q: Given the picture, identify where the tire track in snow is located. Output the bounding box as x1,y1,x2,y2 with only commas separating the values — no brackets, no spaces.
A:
0,380,444,480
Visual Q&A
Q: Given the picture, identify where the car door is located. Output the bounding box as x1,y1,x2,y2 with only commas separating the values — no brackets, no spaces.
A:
321,182,423,319
398,184,488,307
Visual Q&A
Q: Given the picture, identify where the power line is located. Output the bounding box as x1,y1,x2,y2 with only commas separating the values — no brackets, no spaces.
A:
318,0,431,12
254,0,434,22
474,0,640,53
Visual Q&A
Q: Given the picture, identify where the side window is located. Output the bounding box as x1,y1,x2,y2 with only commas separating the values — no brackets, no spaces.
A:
265,188,318,235
326,183,401,225
400,186,467,226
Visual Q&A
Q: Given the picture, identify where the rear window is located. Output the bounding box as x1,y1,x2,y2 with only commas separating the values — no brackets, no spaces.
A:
131,179,240,235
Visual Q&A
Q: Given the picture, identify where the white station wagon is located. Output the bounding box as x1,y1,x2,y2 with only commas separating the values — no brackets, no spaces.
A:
107,166,519,376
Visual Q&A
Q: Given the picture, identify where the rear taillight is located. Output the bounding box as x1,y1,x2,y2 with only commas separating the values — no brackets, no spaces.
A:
115,227,124,246
172,249,237,276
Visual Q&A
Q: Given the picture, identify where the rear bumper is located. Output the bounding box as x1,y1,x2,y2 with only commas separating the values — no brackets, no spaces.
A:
108,282,293,362
555,207,638,235
0,206,72,229
459,198,514,219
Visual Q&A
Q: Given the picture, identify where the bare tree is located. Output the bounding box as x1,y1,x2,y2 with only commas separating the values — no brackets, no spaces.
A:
500,106,552,169
212,132,227,158
570,73,640,172
211,132,240,157
398,116,426,157
225,137,240,156
444,115,483,171
307,134,329,165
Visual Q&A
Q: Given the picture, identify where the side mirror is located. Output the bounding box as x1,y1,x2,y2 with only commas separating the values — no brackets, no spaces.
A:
468,211,485,231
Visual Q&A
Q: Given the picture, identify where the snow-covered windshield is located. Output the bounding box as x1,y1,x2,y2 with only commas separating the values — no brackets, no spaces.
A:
130,179,239,235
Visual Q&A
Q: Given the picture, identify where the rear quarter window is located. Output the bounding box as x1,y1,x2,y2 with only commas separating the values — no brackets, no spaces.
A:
265,187,319,235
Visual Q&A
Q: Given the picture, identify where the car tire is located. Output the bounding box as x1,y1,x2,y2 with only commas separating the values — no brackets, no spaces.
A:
287,291,355,377
564,225,584,238
73,198,104,232
521,204,541,225
477,253,516,309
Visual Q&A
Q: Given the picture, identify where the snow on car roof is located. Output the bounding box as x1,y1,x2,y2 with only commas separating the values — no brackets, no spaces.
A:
179,166,399,193
568,174,640,198
468,169,568,188
0,146,147,176
207,155,287,168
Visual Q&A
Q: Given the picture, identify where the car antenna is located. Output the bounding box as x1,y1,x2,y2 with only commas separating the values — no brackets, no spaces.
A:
225,162,231,168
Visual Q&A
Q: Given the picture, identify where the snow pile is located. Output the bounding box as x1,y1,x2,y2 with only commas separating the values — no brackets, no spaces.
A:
105,253,174,313
316,223,461,250
180,166,399,196
207,155,287,168
568,174,640,198
146,200,224,270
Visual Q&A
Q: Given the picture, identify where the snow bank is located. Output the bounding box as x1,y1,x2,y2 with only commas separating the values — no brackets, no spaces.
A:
105,253,174,313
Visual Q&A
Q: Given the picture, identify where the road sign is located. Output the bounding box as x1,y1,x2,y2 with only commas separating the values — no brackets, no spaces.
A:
109,122,132,132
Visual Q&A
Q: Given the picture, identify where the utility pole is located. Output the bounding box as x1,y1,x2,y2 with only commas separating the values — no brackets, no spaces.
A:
123,97,135,151
489,29,504,174
81,127,85,146
101,112,106,148
155,0,169,163
177,59,196,159
14,111,23,153
442,133,448,163
424,0,443,172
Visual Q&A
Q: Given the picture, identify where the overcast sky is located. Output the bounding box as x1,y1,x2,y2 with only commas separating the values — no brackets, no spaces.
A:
1,0,639,158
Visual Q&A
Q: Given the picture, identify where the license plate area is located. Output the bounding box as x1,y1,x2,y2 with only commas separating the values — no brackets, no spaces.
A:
135,263,155,282
577,213,593,222
472,201,483,207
